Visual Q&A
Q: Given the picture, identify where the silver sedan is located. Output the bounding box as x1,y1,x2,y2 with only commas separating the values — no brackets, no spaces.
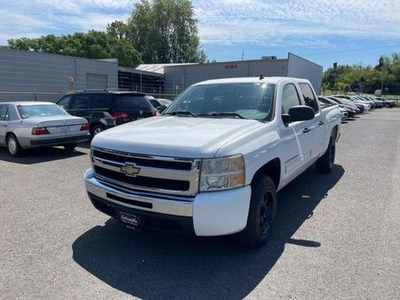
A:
0,101,90,156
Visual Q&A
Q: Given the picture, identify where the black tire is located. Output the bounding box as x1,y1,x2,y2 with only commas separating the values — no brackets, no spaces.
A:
91,124,104,137
64,143,77,152
236,175,277,248
316,136,335,173
7,134,23,157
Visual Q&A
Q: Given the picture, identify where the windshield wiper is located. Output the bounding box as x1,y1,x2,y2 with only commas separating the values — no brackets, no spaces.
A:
164,110,197,117
198,112,247,119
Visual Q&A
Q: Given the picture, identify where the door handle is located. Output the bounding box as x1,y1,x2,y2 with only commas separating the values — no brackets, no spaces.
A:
2,124,7,127
319,121,324,126
303,128,310,133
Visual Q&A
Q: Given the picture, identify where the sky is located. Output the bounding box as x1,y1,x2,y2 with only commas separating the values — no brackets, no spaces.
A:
0,0,399,71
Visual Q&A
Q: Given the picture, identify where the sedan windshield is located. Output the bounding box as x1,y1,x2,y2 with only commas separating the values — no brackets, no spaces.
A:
164,82,275,121
18,104,68,119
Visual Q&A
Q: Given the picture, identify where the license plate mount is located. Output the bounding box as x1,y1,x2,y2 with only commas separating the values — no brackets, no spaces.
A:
119,212,142,227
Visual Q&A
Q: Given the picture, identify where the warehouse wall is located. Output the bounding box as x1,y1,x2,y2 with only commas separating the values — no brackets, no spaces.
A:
0,48,118,103
287,52,323,94
164,59,289,96
163,56,321,97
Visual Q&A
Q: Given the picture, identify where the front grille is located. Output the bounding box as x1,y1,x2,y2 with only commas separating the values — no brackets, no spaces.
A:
92,146,200,197
94,166,190,191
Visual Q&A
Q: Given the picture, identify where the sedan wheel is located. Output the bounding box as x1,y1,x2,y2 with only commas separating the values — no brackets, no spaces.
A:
7,134,23,157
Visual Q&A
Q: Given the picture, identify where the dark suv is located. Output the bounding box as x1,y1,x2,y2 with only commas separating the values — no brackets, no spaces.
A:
57,91,156,137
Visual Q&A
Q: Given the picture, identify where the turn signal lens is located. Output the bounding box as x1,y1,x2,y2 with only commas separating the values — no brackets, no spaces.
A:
31,127,50,135
81,123,89,131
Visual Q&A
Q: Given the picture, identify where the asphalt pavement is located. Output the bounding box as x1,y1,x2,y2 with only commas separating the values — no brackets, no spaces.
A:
0,108,399,299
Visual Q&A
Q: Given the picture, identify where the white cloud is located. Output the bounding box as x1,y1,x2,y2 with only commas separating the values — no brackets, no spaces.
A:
194,0,400,47
0,0,133,44
0,0,399,55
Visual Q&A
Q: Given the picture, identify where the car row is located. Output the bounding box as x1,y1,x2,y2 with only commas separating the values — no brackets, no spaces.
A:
1,89,394,157
318,94,396,123
0,90,166,156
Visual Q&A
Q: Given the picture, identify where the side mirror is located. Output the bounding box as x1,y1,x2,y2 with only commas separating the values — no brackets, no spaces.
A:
282,105,315,124
158,104,167,114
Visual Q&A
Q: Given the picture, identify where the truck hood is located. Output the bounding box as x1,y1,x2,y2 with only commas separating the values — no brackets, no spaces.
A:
92,116,265,158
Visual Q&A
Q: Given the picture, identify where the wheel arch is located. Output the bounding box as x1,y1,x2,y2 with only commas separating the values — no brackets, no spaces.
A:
331,125,339,142
251,158,281,189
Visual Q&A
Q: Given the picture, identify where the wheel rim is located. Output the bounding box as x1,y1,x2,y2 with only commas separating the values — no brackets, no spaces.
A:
93,127,103,135
258,190,274,235
8,137,17,154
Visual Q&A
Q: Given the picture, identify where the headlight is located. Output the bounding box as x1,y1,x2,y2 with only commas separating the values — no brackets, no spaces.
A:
199,154,245,192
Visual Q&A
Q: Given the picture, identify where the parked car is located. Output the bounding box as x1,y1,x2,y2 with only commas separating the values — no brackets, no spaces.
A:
352,95,376,109
319,96,356,118
375,97,396,108
328,96,360,115
318,96,348,122
0,101,90,157
57,91,157,137
85,76,342,248
360,95,384,108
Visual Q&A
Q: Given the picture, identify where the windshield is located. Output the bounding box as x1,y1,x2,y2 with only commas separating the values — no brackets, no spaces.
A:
18,104,68,119
164,82,275,121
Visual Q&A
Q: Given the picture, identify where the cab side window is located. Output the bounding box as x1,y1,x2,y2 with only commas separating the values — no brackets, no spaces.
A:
299,83,318,112
282,84,301,114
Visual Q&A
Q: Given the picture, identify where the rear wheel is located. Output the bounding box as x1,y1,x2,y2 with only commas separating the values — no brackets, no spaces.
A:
7,134,23,157
91,124,104,137
316,136,335,173
64,143,77,152
236,175,277,248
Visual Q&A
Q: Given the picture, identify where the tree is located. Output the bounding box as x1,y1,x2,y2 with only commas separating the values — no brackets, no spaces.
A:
8,31,143,67
106,21,129,39
127,0,206,63
322,53,400,95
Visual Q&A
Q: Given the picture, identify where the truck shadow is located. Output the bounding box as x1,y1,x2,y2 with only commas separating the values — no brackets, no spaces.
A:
72,165,344,299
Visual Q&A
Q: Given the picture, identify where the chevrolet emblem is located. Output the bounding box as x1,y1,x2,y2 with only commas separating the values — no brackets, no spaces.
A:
120,163,140,177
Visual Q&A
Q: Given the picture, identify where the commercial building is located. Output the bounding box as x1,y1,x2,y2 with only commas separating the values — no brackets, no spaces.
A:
0,48,322,102
0,47,118,102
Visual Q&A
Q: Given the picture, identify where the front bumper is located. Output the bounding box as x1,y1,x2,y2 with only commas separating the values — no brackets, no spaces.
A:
84,168,252,236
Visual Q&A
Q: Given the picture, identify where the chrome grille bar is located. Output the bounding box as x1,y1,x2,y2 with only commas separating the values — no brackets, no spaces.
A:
91,146,201,197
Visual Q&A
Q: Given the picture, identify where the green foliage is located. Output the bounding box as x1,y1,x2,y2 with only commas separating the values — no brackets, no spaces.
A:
127,0,206,63
8,31,142,67
106,21,129,40
322,53,400,95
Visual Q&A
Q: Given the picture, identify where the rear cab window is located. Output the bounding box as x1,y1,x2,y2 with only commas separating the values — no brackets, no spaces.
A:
299,83,319,112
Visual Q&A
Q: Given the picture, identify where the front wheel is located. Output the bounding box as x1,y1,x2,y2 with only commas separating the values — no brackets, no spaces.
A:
235,175,277,248
7,134,23,157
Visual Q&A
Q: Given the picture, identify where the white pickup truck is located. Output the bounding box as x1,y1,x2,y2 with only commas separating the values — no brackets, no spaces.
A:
84,76,341,248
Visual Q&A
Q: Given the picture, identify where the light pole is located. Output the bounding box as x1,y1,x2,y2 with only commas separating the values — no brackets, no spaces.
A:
333,62,338,94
